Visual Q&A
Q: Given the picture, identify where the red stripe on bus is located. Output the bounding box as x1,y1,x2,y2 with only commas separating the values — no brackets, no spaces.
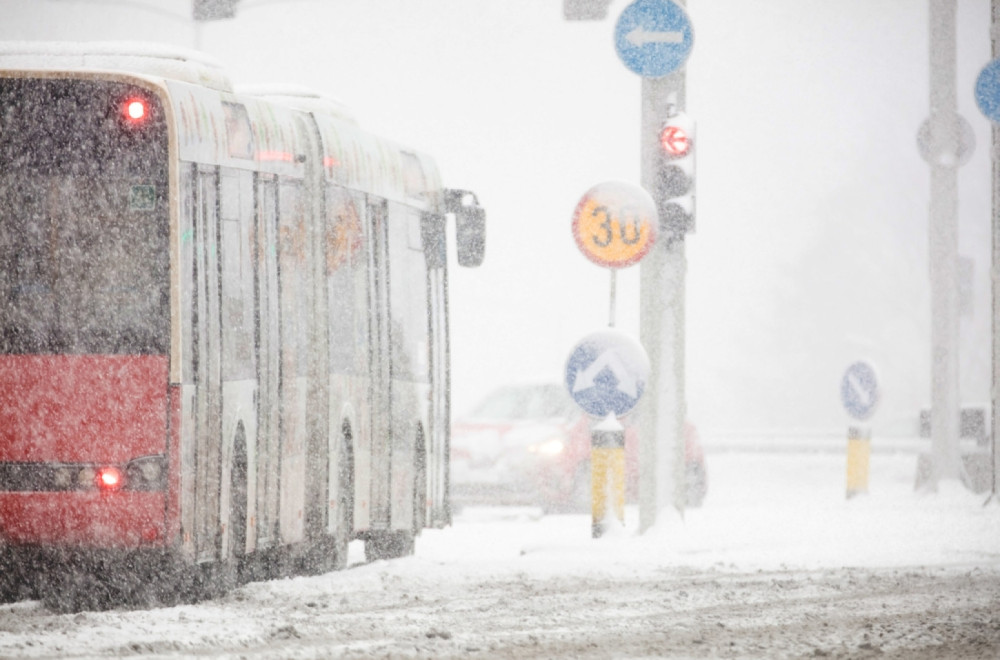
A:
0,491,166,547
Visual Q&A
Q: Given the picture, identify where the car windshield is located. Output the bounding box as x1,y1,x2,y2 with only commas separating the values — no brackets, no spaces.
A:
469,384,577,420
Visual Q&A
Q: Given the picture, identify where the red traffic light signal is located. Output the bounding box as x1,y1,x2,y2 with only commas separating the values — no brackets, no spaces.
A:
659,125,691,158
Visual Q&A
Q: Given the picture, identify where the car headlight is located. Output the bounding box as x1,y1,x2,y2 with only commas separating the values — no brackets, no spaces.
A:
528,438,566,456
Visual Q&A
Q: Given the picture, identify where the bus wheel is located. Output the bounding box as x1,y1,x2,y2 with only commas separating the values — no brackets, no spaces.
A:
0,549,31,603
331,431,354,570
364,530,414,562
230,431,249,572
413,429,427,533
210,430,249,597
43,570,112,613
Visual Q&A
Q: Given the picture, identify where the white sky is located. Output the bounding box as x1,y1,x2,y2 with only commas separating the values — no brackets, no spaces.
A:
0,0,993,435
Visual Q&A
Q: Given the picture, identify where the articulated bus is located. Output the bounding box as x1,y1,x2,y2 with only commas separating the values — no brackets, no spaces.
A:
0,43,485,610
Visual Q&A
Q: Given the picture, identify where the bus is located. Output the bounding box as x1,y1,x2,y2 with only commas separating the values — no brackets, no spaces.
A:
0,42,485,610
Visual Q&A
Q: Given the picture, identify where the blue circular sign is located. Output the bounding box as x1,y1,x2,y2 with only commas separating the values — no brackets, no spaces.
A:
614,0,694,78
975,58,1000,122
565,329,650,417
840,361,879,421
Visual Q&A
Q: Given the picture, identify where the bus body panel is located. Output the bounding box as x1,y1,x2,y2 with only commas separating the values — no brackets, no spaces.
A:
0,355,169,463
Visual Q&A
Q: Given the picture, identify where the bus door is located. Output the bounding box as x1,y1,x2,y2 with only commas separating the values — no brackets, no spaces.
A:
367,199,393,527
193,167,223,561
254,175,281,546
277,180,308,545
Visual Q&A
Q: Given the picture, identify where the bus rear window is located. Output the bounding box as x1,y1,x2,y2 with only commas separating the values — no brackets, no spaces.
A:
0,78,169,354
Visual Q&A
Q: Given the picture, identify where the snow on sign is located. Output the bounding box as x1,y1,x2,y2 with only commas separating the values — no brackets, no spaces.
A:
840,361,880,421
572,180,657,269
614,0,694,78
565,328,650,417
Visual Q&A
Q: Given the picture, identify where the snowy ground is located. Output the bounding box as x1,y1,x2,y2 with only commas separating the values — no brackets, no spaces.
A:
0,441,998,659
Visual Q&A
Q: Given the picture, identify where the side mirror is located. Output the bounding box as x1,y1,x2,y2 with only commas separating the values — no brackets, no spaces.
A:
445,189,486,268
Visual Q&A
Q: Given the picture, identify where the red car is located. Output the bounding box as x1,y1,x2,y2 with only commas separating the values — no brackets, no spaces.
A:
450,383,707,512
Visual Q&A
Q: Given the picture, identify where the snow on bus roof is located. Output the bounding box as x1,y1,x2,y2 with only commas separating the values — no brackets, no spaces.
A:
0,41,232,92
236,83,358,126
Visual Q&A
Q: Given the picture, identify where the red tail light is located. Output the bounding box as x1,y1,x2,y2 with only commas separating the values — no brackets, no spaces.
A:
96,466,125,491
124,98,147,122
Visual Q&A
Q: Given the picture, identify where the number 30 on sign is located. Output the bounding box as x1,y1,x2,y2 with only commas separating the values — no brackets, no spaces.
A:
571,181,657,269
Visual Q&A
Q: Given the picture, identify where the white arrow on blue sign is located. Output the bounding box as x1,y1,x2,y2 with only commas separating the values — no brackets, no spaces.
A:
840,361,880,421
565,329,650,417
614,0,694,78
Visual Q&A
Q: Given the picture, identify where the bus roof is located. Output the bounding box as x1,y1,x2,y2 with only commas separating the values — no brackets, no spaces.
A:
236,84,358,126
0,41,231,92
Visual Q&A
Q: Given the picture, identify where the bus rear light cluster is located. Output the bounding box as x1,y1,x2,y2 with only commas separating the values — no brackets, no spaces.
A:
0,456,166,492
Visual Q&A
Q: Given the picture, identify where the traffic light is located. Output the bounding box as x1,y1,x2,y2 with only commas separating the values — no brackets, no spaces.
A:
655,111,696,237
193,0,239,21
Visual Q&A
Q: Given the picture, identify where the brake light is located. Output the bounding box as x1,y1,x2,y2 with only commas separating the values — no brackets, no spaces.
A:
96,466,125,491
124,98,147,122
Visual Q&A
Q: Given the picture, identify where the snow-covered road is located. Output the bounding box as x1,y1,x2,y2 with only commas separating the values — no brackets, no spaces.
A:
1,444,998,659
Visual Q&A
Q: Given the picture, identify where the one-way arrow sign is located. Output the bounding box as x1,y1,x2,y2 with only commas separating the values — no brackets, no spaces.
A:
614,0,694,78
840,361,880,421
565,329,650,417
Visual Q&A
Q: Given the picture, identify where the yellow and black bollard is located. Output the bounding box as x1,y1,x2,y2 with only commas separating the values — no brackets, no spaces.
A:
591,414,625,538
845,425,871,498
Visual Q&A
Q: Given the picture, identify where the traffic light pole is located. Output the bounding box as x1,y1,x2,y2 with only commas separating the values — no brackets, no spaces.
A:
926,0,964,489
639,72,688,531
991,0,1000,502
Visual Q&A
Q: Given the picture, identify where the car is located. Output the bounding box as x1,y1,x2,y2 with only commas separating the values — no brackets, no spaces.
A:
450,383,707,513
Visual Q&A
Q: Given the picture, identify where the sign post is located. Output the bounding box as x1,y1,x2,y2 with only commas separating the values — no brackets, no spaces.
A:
840,361,880,498
572,181,657,327
565,329,650,537
613,0,695,532
974,44,1000,503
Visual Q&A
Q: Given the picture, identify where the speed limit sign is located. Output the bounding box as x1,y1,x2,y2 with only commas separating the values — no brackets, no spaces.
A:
571,181,657,269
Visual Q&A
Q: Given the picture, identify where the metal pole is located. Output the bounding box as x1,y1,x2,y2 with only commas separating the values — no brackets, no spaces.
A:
990,0,1000,501
926,0,964,489
639,70,687,531
609,270,617,328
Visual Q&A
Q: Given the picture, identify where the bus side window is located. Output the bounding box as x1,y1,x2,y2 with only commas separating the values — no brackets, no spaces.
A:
325,186,365,375
220,170,255,381
278,181,308,381
387,205,429,384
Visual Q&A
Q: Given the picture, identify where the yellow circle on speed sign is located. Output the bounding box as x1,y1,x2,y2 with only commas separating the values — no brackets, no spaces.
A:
571,181,657,268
